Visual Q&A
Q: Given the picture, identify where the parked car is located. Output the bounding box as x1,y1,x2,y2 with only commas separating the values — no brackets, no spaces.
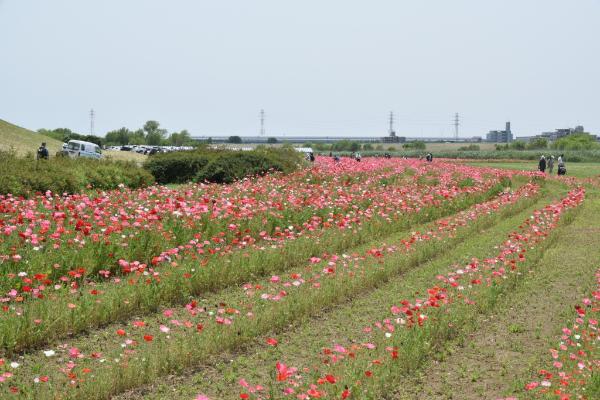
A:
62,140,103,159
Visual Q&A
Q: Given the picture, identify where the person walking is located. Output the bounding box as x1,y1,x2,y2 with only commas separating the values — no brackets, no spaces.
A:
557,154,566,176
538,155,546,173
547,155,555,174
36,142,49,160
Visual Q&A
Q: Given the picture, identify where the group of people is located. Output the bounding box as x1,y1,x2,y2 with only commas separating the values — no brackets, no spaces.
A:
327,152,361,162
538,154,566,175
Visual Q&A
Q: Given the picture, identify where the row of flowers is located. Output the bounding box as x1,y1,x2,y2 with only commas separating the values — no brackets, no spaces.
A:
0,179,542,398
229,187,585,400
0,158,515,303
524,269,599,399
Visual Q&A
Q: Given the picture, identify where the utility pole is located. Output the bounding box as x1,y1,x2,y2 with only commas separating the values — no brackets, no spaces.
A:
90,109,95,136
389,111,395,135
260,109,265,136
453,112,460,140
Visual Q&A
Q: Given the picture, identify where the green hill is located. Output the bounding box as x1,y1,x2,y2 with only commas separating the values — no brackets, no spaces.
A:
0,119,62,156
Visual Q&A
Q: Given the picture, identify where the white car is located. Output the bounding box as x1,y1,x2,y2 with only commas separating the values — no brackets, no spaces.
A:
63,140,103,159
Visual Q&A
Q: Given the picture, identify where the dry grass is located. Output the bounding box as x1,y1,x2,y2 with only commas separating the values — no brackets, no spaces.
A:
103,150,148,164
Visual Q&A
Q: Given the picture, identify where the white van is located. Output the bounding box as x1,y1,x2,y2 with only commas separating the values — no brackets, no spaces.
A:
63,140,103,159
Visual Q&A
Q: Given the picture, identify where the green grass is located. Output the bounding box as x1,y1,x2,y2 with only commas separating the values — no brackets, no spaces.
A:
8,182,538,399
117,182,569,400
0,119,62,156
463,160,600,178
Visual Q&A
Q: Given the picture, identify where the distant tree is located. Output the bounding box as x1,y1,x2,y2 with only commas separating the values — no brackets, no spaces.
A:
144,121,167,145
551,133,599,150
82,135,103,146
169,130,192,146
206,137,213,144
510,140,526,150
402,141,425,150
362,143,374,151
105,127,132,146
375,145,384,150
267,137,278,144
129,129,146,145
228,136,242,144
526,137,548,150
388,146,396,151
457,144,480,151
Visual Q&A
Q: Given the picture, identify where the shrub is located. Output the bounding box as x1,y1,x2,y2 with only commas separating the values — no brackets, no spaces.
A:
144,147,304,185
551,133,600,151
402,141,426,150
196,147,303,184
0,151,153,197
457,144,480,151
144,151,213,184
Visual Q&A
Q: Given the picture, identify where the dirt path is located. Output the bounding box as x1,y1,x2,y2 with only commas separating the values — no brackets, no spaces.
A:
395,196,600,400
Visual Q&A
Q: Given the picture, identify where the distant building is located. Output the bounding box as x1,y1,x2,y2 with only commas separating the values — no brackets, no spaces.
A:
486,122,513,143
540,125,585,141
382,130,405,143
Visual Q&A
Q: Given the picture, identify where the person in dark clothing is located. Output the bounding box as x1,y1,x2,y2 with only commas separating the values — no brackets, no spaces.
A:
425,153,433,162
538,155,546,173
557,154,566,175
37,142,49,160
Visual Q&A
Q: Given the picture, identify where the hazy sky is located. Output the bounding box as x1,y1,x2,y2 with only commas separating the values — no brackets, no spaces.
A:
1,0,599,138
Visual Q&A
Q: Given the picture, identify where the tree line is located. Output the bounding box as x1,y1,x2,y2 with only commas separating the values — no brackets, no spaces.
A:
38,121,197,147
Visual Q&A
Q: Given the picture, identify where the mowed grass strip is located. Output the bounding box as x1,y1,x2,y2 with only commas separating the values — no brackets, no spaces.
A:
110,184,562,400
395,194,600,400
8,182,540,399
0,182,508,355
463,160,600,179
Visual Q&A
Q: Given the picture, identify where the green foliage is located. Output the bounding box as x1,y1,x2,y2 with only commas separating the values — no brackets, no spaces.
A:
228,136,243,144
105,127,133,146
144,121,167,146
362,143,374,151
144,150,213,184
0,151,154,197
195,147,303,184
526,137,548,150
38,128,104,146
331,140,361,152
551,133,600,151
457,144,480,151
144,147,303,184
267,137,278,144
403,141,426,150
511,140,526,150
168,130,194,146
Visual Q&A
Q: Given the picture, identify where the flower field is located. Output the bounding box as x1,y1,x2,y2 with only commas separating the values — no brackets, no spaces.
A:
0,157,598,400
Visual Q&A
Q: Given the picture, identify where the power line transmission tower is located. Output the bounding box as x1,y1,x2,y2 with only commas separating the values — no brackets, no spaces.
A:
260,109,265,136
453,113,460,140
388,111,395,135
90,109,95,135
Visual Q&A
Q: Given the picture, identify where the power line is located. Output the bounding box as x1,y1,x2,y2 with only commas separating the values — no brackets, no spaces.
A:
90,108,95,136
453,112,460,139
